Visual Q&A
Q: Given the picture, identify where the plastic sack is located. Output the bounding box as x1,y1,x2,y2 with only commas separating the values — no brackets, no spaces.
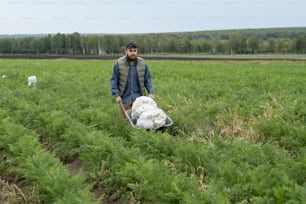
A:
28,76,37,86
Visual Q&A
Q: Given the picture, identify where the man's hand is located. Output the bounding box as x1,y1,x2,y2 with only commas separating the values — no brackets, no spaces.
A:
148,94,154,99
116,96,122,103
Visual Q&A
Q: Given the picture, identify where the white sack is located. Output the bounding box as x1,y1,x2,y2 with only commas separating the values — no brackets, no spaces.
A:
131,96,157,120
132,96,167,129
135,108,167,129
28,76,37,86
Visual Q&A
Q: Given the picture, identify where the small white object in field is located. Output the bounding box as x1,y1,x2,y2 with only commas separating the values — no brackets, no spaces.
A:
2,75,6,78
132,96,167,129
28,76,37,86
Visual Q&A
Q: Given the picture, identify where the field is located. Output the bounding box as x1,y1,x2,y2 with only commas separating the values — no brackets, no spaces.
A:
0,59,305,203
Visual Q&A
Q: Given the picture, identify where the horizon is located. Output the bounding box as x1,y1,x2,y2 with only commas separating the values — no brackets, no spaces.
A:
1,26,306,36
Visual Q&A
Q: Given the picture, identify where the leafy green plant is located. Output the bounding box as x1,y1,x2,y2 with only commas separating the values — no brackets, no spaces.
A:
1,59,305,203
0,118,97,203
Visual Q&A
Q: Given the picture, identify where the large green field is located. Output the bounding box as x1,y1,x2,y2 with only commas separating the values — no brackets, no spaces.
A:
0,59,305,203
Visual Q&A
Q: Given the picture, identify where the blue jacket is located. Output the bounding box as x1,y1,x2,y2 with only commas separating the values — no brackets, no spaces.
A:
110,58,154,104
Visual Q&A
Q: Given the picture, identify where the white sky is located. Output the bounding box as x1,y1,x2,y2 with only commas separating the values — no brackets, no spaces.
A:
1,0,305,34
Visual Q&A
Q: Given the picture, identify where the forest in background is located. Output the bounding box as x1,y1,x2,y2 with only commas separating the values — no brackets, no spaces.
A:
1,27,306,55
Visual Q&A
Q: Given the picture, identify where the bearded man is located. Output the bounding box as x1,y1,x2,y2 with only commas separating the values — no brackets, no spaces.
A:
110,42,154,117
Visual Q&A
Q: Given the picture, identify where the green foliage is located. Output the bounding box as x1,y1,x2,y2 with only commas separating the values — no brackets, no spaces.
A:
1,59,306,203
0,118,97,203
118,158,206,203
1,27,306,54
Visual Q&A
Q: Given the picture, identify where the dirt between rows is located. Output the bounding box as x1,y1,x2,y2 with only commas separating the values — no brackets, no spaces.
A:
1,54,306,61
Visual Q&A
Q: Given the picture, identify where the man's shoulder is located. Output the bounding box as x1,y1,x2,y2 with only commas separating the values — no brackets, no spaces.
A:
117,55,127,62
137,56,145,62
117,56,128,68
137,57,146,66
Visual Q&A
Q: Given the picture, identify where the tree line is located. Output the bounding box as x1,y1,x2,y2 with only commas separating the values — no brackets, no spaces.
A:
1,28,306,55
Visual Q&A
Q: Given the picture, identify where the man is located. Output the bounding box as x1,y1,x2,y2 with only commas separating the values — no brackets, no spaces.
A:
110,42,154,117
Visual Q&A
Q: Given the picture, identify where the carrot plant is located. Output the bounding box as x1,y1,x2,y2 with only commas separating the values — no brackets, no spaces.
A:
0,117,97,203
0,59,305,203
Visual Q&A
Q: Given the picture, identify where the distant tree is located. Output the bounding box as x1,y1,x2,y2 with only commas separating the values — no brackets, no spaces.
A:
296,36,306,53
276,38,293,54
240,38,248,53
53,33,66,54
16,38,35,53
183,39,192,53
70,32,82,55
215,40,227,54
229,33,243,54
43,34,52,54
248,35,259,54
0,39,13,53
85,35,98,55
202,40,213,53
29,38,42,54
2,28,306,55
169,38,177,53
102,35,116,54
210,38,219,54
267,39,276,53
191,40,202,53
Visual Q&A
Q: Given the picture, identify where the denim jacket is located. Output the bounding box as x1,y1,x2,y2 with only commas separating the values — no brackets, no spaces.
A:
110,59,154,104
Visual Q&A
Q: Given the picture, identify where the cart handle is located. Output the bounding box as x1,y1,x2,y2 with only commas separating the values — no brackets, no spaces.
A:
119,100,125,110
119,101,130,119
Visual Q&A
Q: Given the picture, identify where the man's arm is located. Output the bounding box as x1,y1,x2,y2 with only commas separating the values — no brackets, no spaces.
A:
144,64,154,97
110,63,120,98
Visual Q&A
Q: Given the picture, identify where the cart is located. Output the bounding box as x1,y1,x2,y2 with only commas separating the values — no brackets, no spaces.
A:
120,101,173,130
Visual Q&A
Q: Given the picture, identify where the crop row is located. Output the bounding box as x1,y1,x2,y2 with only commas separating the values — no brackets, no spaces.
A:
0,59,305,203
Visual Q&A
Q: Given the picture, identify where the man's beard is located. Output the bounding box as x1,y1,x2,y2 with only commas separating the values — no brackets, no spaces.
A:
127,54,137,61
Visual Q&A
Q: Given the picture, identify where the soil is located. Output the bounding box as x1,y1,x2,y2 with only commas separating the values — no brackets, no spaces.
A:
66,158,83,175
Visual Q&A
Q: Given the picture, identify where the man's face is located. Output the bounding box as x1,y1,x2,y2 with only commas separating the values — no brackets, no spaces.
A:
125,47,137,61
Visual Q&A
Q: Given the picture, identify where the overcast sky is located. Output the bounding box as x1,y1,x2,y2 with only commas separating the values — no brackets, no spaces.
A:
1,0,305,34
